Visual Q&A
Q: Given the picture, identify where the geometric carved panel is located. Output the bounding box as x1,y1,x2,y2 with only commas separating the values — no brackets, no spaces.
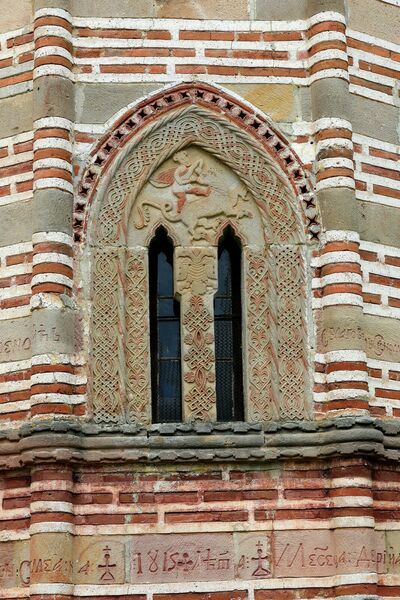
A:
245,247,279,421
125,249,151,425
275,245,310,420
92,248,126,424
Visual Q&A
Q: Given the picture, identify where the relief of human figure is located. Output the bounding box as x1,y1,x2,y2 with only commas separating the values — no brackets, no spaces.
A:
149,150,211,213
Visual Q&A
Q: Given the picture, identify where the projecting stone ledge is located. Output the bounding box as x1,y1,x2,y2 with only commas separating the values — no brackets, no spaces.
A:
0,416,399,468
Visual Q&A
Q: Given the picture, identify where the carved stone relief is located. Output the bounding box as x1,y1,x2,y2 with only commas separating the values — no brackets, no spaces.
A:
182,295,217,421
92,248,126,423
90,107,311,425
129,146,261,248
244,248,279,421
274,246,310,420
95,106,303,248
125,249,151,425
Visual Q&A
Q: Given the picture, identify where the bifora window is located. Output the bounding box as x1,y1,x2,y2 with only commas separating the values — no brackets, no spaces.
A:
149,226,244,423
91,104,310,426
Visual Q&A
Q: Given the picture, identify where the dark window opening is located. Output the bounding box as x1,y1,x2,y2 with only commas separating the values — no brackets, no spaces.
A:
214,226,244,421
149,227,182,422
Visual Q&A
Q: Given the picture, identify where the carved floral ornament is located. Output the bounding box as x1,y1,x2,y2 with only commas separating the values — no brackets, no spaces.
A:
85,89,315,426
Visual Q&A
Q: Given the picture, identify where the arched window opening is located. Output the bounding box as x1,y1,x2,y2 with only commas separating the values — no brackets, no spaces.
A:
214,227,244,421
149,227,182,422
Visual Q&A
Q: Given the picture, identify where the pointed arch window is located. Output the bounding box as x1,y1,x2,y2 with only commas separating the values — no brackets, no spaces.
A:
214,227,244,421
149,227,182,422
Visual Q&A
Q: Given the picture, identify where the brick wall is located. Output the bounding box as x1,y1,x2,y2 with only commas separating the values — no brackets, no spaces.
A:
0,0,400,598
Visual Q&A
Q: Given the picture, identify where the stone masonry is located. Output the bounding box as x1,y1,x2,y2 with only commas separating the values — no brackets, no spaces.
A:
0,0,400,599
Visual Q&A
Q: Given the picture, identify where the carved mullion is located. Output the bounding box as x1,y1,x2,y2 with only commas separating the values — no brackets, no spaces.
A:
176,246,218,422
244,247,279,421
125,248,152,425
92,247,126,423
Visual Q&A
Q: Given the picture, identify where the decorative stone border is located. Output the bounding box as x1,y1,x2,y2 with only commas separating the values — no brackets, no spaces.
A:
75,82,320,243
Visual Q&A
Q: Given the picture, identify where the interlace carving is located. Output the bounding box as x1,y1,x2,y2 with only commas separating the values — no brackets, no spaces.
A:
125,249,151,425
245,248,279,421
182,295,216,420
92,248,125,423
97,106,303,247
77,83,320,245
89,103,312,425
275,246,309,420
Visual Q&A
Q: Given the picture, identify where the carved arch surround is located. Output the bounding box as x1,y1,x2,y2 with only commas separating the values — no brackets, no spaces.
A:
76,83,320,243
83,85,316,426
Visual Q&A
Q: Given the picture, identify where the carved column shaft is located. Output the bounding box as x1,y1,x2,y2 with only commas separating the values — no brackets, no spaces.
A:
176,247,218,421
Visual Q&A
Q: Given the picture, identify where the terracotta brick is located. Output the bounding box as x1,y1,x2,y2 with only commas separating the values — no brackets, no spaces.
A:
373,184,400,199
308,21,345,37
309,40,347,56
35,55,73,69
211,32,235,41
0,160,32,178
155,594,247,600
100,64,147,74
2,495,30,509
34,15,72,32
36,36,73,53
350,75,392,95
179,31,211,40
237,32,261,41
78,28,142,39
360,249,378,261
359,59,400,81
389,297,400,308
74,493,113,504
176,65,207,74
35,167,72,182
362,162,400,180
207,66,238,76
321,262,361,275
165,510,248,523
310,58,348,75
369,273,400,288
7,33,33,47
263,31,303,41
203,490,278,501
385,255,400,267
348,37,391,58
147,30,171,40
322,282,362,295
369,147,399,162
34,242,72,256
363,292,381,304
31,490,72,502
326,361,367,373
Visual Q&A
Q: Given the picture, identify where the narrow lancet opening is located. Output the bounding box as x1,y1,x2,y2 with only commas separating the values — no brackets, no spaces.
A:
149,227,182,422
214,226,244,421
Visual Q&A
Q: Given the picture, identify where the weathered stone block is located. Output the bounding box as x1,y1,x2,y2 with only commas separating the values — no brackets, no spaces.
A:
75,83,161,124
225,84,297,122
349,0,400,44
256,0,306,20
0,0,31,33
155,0,249,19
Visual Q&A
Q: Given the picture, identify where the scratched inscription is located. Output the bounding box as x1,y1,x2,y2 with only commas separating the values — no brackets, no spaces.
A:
3,530,400,588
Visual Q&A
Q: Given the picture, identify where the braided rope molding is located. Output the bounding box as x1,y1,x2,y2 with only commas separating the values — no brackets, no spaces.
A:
75,83,320,243
94,105,302,246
